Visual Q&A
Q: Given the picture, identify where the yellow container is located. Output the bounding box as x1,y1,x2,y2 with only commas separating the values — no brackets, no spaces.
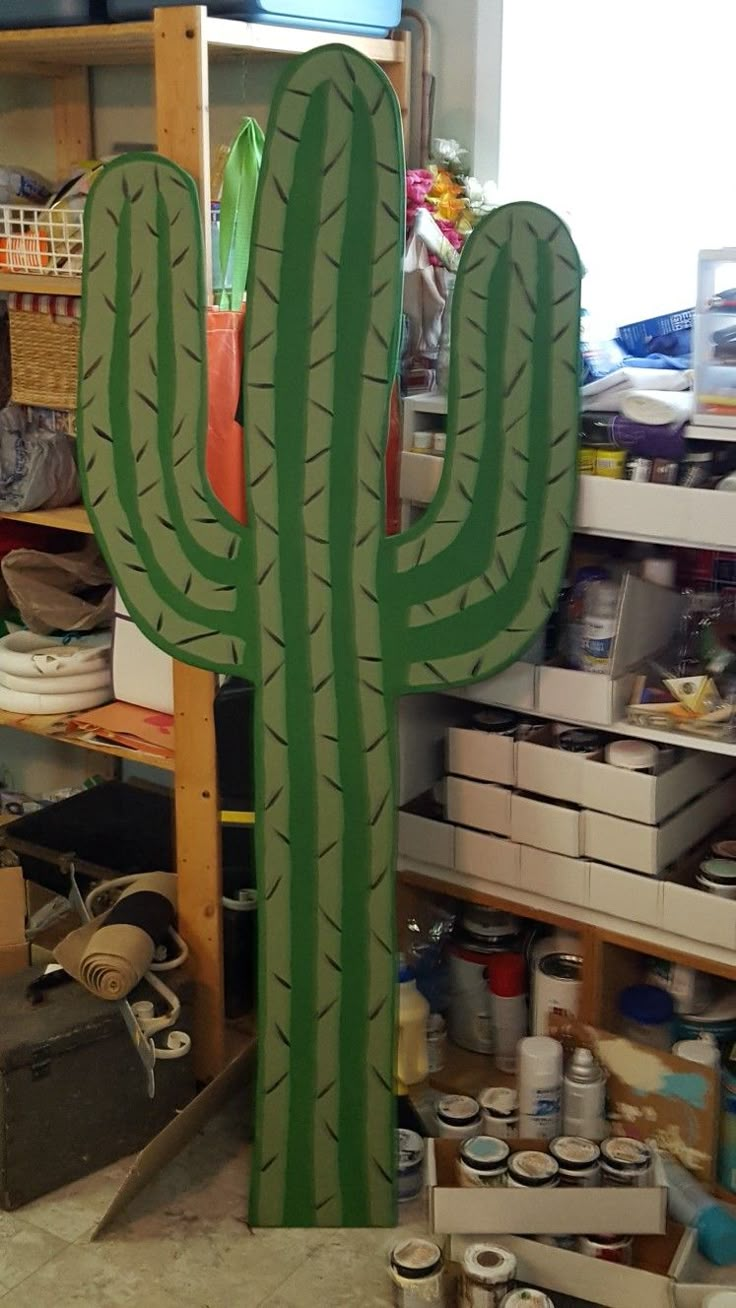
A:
577,447,597,475
595,449,627,479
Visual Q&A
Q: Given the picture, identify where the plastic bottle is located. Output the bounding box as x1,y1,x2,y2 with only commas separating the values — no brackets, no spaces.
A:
397,958,430,1090
564,565,609,669
581,579,619,674
563,1047,607,1141
662,1154,736,1266
488,953,527,1074
518,1036,563,1140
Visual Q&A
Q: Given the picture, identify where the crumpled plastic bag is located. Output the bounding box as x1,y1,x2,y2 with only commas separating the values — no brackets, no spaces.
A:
0,404,79,512
2,541,113,635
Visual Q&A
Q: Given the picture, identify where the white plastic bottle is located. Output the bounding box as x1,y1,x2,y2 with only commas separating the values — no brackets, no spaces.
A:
518,1036,563,1139
581,579,619,674
397,958,430,1090
488,953,527,1074
563,1047,607,1141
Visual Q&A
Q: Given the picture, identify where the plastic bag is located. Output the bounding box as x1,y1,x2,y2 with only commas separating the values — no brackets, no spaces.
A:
0,404,79,512
206,306,246,524
2,541,114,635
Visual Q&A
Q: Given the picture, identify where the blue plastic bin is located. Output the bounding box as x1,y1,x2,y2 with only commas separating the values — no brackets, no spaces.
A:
0,0,105,26
106,0,401,36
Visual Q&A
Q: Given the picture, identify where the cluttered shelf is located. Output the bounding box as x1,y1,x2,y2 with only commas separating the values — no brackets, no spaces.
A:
0,15,405,72
0,505,92,533
0,702,174,771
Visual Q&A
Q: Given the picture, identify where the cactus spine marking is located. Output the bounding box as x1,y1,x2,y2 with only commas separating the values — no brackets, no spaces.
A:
78,45,581,1228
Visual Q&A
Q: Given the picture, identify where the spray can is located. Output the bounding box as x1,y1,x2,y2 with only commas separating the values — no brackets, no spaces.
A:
563,1047,607,1141
518,1036,563,1140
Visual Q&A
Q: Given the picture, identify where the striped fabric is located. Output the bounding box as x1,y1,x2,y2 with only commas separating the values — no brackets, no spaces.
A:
7,293,81,321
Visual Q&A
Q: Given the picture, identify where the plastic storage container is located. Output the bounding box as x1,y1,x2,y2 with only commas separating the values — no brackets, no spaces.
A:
694,248,736,428
0,0,106,25
106,0,401,34
618,984,674,1050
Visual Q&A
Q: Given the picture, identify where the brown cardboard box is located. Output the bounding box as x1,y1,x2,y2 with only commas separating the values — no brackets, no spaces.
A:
0,865,25,949
0,943,30,977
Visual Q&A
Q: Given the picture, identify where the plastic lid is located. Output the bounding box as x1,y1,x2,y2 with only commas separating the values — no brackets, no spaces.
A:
480,1086,519,1117
618,983,674,1027
558,729,604,753
488,952,526,997
550,1136,601,1169
697,1204,736,1267
605,739,658,770
518,1035,563,1070
463,1243,516,1284
460,1136,510,1172
600,1136,651,1170
700,859,736,884
437,1094,480,1125
391,1239,443,1280
508,1150,559,1186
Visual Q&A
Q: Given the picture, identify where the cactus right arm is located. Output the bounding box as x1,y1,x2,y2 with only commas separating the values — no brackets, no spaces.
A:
78,156,254,677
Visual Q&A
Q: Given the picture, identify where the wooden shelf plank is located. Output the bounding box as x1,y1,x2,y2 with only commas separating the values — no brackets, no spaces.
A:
0,272,81,296
0,17,403,73
0,506,92,533
0,703,174,771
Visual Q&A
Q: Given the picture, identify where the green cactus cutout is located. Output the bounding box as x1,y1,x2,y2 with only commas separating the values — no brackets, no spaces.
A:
78,45,581,1229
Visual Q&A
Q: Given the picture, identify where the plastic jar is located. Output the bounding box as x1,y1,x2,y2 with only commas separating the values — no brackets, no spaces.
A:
595,449,627,479
507,1150,560,1189
604,739,659,772
600,1136,652,1186
672,1036,721,1069
412,431,433,452
550,1136,601,1186
697,859,736,900
436,1094,482,1139
618,983,674,1050
558,728,605,758
461,1244,516,1307
389,1239,446,1307
479,1086,519,1140
471,708,519,736
458,1136,510,1188
397,1129,425,1203
581,580,619,674
501,1292,555,1308
433,432,447,454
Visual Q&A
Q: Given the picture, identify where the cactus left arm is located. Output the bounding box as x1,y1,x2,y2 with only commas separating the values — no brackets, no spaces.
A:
382,204,581,694
78,156,253,676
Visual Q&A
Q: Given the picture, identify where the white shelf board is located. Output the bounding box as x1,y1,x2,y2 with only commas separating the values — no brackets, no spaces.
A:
687,421,736,441
399,857,736,975
404,391,449,415
448,685,736,758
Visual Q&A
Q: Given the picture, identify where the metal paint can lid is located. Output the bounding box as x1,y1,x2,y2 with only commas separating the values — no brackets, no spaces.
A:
538,952,582,982
390,1238,443,1280
508,1150,560,1186
463,1242,516,1285
600,1136,651,1173
397,1129,424,1170
501,1290,555,1306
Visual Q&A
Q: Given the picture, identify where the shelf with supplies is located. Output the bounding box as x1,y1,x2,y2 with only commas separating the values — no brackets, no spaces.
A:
0,273,81,296
0,702,174,772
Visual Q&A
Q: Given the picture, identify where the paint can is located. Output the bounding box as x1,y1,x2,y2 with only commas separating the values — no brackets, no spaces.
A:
449,910,524,1054
436,1094,482,1140
457,1137,510,1188
500,1293,555,1308
531,953,582,1036
389,1239,447,1307
396,1129,425,1203
600,1137,652,1187
460,1243,516,1307
577,1234,633,1265
549,1136,601,1187
507,1150,560,1188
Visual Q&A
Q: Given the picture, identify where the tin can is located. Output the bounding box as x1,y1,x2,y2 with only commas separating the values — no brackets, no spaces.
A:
501,1292,555,1308
461,1243,516,1307
532,953,582,1036
626,456,652,483
577,1234,633,1265
390,1239,447,1307
397,1129,425,1203
550,1136,601,1187
651,458,679,485
507,1150,560,1188
578,446,597,475
436,1094,482,1139
595,449,627,479
600,1136,652,1186
458,1136,510,1188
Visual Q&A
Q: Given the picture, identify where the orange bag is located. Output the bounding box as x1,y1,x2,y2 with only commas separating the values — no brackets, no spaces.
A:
206,306,246,524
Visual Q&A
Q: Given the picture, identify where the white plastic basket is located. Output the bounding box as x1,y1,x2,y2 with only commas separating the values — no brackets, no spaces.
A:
0,205,84,276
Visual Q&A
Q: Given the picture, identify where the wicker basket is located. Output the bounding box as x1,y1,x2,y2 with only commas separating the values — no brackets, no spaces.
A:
8,293,79,410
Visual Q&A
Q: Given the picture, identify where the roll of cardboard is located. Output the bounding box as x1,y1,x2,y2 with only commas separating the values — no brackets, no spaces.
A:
55,872,177,1000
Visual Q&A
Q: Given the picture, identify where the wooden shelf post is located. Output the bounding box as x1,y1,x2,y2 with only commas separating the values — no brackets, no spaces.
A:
155,5,225,1082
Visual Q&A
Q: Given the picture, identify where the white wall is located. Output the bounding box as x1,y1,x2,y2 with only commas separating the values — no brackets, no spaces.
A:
410,0,502,179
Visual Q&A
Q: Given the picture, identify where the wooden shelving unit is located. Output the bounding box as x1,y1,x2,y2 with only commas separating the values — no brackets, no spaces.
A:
0,704,173,771
0,505,92,533
0,6,411,1082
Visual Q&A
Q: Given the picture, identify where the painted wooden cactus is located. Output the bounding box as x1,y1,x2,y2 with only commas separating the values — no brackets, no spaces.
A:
78,46,581,1228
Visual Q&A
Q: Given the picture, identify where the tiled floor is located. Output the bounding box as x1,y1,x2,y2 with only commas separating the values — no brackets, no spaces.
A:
0,1095,424,1307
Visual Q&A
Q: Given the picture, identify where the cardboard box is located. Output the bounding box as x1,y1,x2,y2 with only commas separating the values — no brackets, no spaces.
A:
446,776,512,838
447,726,516,786
662,878,736,951
512,792,582,857
577,473,736,554
459,659,537,712
583,775,736,875
451,1228,732,1308
0,943,29,977
429,1139,667,1236
398,807,456,870
0,864,25,949
454,828,521,890
537,574,684,725
517,735,733,823
588,862,663,928
519,844,590,907
399,449,443,505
